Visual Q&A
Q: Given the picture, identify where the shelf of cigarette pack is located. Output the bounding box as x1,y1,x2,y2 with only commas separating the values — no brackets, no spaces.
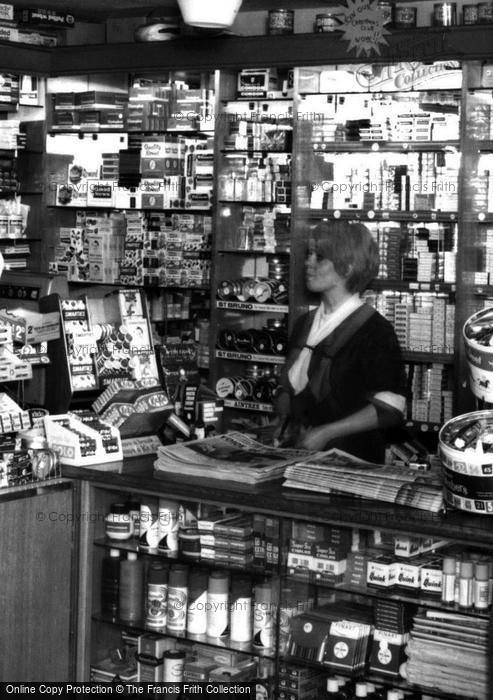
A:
47,205,212,213
223,398,274,413
370,279,455,294
0,237,39,243
312,141,460,153
219,200,290,208
94,537,276,576
48,127,212,135
92,612,277,659
216,349,285,364
402,351,454,364
280,655,473,700
217,300,289,314
222,97,293,104
473,285,493,297
217,248,290,255
301,209,458,223
222,149,291,155
67,280,209,291
462,211,493,223
284,575,491,620
404,419,442,432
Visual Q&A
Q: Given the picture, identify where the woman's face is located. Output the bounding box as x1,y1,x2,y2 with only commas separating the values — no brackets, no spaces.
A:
305,244,347,295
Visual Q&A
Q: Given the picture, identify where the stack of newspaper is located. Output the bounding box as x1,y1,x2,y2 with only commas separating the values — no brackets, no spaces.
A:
283,450,444,513
154,431,313,486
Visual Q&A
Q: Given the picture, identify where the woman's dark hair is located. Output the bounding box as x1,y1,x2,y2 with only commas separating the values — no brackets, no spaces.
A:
308,220,380,294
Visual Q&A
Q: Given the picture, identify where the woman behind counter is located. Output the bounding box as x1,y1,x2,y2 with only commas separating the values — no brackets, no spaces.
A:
276,220,407,463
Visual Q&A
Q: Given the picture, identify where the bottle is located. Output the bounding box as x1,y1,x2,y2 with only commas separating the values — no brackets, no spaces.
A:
253,580,276,650
119,552,144,622
474,561,490,610
174,368,187,417
441,556,456,604
489,561,493,605
126,498,140,539
386,692,400,700
459,560,474,608
167,564,189,633
157,499,179,557
145,561,168,628
327,678,346,698
138,502,160,552
101,548,120,619
105,503,133,541
187,568,209,636
207,570,230,638
230,576,253,643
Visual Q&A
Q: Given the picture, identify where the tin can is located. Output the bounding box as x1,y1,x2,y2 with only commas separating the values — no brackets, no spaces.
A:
393,5,417,26
463,3,479,22
478,1,493,22
314,12,344,32
377,0,393,24
268,9,294,34
433,2,457,25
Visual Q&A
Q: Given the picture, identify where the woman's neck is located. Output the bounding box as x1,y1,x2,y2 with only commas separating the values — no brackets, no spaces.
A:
321,287,355,314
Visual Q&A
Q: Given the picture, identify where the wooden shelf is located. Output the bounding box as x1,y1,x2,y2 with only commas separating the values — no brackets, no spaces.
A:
370,279,455,294
47,26,493,75
217,299,289,313
311,141,460,152
302,209,458,222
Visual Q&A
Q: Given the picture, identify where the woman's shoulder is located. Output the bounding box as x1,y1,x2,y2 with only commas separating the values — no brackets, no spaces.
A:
357,307,400,342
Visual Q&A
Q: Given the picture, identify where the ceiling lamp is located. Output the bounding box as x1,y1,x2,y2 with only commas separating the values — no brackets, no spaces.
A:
176,0,243,29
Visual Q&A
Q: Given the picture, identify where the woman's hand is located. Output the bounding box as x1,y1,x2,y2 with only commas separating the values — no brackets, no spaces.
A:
296,424,335,451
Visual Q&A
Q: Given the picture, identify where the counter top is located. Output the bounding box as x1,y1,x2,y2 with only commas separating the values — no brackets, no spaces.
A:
62,456,493,547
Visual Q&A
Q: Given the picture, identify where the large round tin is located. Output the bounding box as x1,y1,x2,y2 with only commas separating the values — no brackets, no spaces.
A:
463,306,493,402
439,410,493,514
268,9,294,34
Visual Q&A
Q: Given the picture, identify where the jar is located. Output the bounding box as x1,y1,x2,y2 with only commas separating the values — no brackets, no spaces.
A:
433,2,457,25
20,433,59,481
393,6,417,27
268,9,294,35
105,503,133,541
8,214,23,238
463,4,479,23
0,216,8,236
377,0,393,24
478,2,493,22
314,12,344,32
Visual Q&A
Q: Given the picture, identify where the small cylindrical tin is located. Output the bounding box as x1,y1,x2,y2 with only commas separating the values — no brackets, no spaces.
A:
463,3,479,23
433,2,457,25
268,9,294,34
478,1,493,22
393,5,417,27
377,0,393,24
314,12,344,32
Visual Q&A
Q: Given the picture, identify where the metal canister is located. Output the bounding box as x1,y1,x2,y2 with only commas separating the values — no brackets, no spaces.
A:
377,0,393,24
314,12,344,32
433,2,457,25
393,5,417,26
268,9,294,34
478,2,493,22
463,3,479,22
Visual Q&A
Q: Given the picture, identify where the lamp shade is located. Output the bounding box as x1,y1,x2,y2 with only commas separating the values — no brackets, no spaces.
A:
176,0,243,28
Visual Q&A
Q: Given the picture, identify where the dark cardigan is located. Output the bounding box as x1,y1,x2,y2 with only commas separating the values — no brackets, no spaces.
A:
282,305,407,462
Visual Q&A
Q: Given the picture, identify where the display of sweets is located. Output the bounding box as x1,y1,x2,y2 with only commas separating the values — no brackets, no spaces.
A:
439,411,493,451
464,308,493,346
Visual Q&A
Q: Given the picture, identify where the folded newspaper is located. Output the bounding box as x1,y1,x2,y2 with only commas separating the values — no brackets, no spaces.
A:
154,431,315,486
283,449,444,513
